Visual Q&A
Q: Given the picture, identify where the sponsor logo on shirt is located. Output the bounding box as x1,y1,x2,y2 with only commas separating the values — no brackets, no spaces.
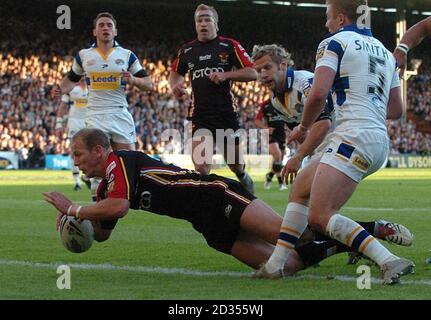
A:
72,98,88,108
352,155,370,171
192,67,224,80
90,72,121,90
316,41,329,61
199,54,212,61
106,161,117,179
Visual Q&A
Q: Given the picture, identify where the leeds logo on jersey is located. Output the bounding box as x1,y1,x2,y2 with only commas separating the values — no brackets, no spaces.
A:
316,41,329,61
90,72,121,90
352,155,370,171
115,59,125,66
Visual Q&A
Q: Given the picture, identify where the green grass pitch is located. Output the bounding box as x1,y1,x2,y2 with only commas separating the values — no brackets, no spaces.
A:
0,168,430,299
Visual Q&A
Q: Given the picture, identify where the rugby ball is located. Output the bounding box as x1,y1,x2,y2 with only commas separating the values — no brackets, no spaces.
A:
59,215,94,253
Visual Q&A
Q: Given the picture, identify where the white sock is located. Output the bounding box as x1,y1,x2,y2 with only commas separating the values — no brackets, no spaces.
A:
72,166,80,185
90,178,102,201
266,202,309,272
326,214,398,266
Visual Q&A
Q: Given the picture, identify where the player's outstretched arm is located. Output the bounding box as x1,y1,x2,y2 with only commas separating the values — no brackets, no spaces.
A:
168,71,188,98
43,192,130,220
210,67,257,84
52,76,77,98
394,17,431,75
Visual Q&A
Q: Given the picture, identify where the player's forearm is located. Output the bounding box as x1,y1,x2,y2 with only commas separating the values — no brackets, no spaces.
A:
301,67,334,129
400,17,431,50
57,102,68,118
300,94,327,130
296,120,330,159
132,76,153,91
225,67,258,82
168,72,184,89
59,77,77,95
68,198,130,220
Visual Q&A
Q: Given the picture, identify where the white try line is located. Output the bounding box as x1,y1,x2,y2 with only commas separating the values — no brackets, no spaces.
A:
1,259,430,287
344,207,430,212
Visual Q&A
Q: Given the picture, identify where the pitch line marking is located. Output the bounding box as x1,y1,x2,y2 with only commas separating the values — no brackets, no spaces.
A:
0,259,430,286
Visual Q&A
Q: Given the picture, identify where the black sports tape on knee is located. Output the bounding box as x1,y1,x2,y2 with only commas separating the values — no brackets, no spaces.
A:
272,162,283,173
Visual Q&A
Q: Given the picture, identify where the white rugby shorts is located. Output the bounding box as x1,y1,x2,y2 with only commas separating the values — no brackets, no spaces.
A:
84,107,136,144
319,129,389,183
67,117,86,138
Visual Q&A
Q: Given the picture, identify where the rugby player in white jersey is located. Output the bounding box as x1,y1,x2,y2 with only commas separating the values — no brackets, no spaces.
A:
56,78,89,191
55,12,152,151
254,0,415,284
53,12,152,199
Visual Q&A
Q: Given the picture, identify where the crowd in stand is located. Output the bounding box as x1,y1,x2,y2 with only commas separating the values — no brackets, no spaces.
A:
1,1,430,168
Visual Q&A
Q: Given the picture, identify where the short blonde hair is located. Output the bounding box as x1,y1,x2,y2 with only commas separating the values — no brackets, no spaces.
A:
194,4,219,24
326,0,368,22
251,44,294,67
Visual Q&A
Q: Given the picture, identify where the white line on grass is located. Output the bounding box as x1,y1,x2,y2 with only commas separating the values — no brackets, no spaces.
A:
344,207,430,212
1,259,430,286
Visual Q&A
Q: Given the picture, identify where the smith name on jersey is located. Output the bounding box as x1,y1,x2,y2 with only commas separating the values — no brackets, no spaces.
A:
315,24,400,133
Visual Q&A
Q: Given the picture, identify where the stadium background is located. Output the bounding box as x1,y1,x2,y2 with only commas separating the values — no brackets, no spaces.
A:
0,0,431,302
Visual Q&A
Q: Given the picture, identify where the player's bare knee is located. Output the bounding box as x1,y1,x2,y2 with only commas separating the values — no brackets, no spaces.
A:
288,185,309,204
308,213,329,232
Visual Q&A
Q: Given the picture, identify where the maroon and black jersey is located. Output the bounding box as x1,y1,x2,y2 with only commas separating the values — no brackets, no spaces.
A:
255,99,286,144
97,151,254,226
172,36,254,119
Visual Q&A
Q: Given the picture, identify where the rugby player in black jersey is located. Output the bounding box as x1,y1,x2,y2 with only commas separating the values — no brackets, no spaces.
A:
44,129,413,276
255,99,288,191
169,4,257,195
